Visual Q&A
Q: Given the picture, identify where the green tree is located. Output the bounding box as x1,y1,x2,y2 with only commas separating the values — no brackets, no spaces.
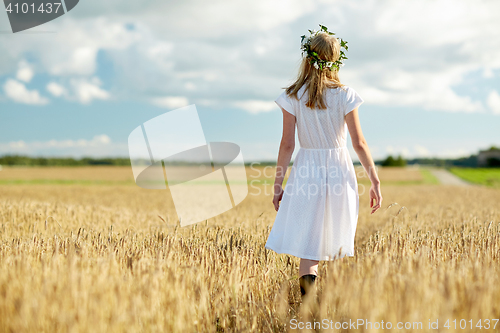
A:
396,155,407,167
382,155,395,166
382,155,406,167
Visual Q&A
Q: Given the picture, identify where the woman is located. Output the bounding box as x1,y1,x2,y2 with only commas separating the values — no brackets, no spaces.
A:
264,25,382,297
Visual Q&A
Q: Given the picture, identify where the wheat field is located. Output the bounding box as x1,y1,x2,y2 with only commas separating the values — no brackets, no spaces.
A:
0,166,499,332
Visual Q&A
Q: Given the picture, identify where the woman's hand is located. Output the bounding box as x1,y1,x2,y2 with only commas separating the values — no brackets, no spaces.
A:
272,183,284,211
369,182,382,214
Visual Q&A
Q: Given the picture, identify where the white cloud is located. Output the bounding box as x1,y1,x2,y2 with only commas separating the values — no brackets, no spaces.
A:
383,145,418,158
8,140,26,148
483,68,495,79
0,0,499,115
135,0,317,36
0,135,126,157
438,148,471,159
184,82,196,91
343,63,484,113
27,134,111,148
45,79,107,103
47,139,79,148
380,144,480,160
91,134,111,144
46,82,67,97
46,78,108,103
39,135,111,148
151,96,189,109
16,60,34,83
0,1,306,111
487,90,500,115
3,79,49,105
51,47,97,76
146,42,175,70
40,18,143,77
69,77,110,104
414,144,430,157
233,100,277,114
334,0,500,113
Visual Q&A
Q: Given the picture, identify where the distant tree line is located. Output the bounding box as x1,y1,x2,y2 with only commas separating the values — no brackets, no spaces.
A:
405,155,479,167
376,147,500,168
0,148,498,168
377,154,480,167
381,155,407,167
0,155,131,166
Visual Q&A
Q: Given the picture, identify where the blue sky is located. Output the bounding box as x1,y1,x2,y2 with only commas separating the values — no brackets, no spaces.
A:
1,0,499,163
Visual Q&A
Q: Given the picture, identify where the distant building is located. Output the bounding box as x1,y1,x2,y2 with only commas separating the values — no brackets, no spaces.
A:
477,147,500,167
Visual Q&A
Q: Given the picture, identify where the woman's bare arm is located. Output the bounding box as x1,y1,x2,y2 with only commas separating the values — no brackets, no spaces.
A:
272,107,296,211
345,107,382,214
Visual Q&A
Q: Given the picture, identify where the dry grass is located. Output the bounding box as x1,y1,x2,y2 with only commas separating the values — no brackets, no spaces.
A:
355,166,425,183
0,166,135,182
0,165,424,184
1,167,500,332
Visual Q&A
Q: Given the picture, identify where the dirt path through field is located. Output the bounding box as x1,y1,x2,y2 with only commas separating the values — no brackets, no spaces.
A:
429,168,471,186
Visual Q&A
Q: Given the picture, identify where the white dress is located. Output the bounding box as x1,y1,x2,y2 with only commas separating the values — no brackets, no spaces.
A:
265,84,364,261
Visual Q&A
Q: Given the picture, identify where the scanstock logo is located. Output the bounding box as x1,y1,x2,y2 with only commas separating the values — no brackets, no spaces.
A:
3,0,79,33
128,105,249,227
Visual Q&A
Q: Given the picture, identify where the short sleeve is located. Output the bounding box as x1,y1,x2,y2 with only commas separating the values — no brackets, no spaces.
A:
275,91,295,116
344,86,364,115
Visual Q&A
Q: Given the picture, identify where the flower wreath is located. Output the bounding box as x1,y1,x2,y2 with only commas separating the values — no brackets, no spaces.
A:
300,24,348,71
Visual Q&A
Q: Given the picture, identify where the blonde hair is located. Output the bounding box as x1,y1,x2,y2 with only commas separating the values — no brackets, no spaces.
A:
285,32,345,109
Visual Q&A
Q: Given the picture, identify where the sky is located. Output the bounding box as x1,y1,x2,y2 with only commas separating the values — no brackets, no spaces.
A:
0,0,500,163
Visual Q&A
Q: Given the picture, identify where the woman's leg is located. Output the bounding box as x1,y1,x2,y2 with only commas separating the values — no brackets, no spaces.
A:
298,258,319,297
299,258,319,277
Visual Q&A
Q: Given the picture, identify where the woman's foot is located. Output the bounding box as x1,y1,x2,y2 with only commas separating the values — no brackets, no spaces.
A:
299,274,317,296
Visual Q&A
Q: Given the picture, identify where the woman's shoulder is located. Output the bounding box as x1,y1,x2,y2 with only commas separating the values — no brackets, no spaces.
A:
341,85,363,94
334,84,351,92
294,85,307,100
333,85,360,100
288,84,355,102
325,85,349,97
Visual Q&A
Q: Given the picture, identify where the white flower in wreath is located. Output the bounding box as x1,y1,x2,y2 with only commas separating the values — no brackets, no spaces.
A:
313,62,319,69
326,61,333,68
339,62,345,67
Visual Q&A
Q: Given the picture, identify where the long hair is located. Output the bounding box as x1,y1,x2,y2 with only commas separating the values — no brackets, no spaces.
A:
285,32,345,109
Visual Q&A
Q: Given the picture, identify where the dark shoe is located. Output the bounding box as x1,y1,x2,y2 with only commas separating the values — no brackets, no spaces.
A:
299,274,317,296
